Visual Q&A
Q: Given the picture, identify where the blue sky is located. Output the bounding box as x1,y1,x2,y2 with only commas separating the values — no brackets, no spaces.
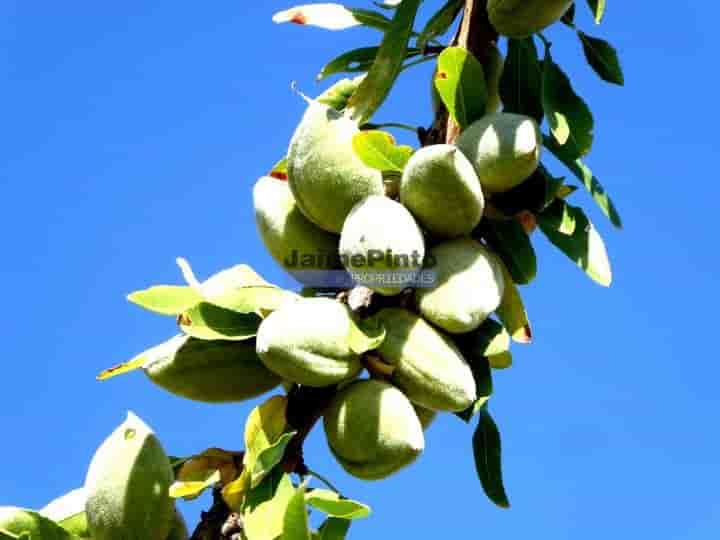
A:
1,1,718,538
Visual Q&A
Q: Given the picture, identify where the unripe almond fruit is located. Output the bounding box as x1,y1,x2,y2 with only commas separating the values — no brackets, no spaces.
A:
323,379,424,480
488,0,573,38
456,113,541,194
256,297,362,387
84,412,174,540
400,144,484,238
416,238,505,334
287,101,384,233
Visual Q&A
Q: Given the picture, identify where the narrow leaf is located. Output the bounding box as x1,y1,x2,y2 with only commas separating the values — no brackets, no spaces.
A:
348,8,393,31
578,32,624,85
169,469,221,500
97,335,185,381
127,286,203,316
495,263,532,344
539,198,577,235
542,48,594,157
347,0,422,123
306,490,371,520
318,47,379,80
416,0,463,51
543,134,622,228
434,47,487,129
586,0,606,24
352,130,414,172
500,38,543,123
538,202,613,286
473,407,510,508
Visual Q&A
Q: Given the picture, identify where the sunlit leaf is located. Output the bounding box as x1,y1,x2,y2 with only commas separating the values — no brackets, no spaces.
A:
542,47,594,156
586,0,606,24
543,134,622,228
179,303,261,341
347,0,422,123
127,286,203,316
434,47,487,129
495,263,532,344
284,483,312,540
352,130,414,172
305,490,371,520
243,473,296,540
538,202,612,286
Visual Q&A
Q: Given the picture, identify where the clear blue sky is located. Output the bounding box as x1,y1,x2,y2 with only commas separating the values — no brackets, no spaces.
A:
1,1,717,538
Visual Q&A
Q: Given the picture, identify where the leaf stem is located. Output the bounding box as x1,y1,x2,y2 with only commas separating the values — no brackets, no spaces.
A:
361,122,418,133
306,468,343,495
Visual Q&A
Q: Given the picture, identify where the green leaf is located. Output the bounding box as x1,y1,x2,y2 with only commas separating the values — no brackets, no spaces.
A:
500,38,543,123
543,134,623,228
542,47,594,157
348,317,386,355
243,473,296,540
538,202,612,286
561,3,576,25
318,47,379,80
473,407,510,508
317,518,351,540
495,262,532,344
348,8,394,31
416,0,464,51
97,335,184,381
305,490,371,520
488,352,512,370
284,484,313,540
539,198,577,235
578,32,624,85
434,47,487,129
251,431,297,488
169,469,221,500
461,319,511,358
347,0,422,123
351,130,414,172
586,0,606,24
199,264,297,315
179,303,262,341
244,395,293,487
480,219,537,285
127,286,203,316
454,347,492,422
